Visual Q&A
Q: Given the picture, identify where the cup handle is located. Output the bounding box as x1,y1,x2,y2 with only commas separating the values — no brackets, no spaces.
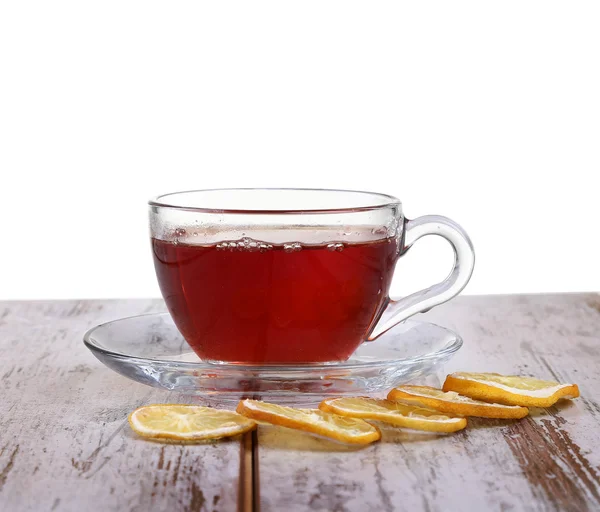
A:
368,215,475,340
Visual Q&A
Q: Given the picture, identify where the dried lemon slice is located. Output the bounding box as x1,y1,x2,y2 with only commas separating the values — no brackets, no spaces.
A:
319,397,467,433
388,385,528,419
129,404,256,442
236,399,381,445
442,372,580,408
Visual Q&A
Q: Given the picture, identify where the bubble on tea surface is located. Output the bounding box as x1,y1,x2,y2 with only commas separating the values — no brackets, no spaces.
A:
283,242,302,253
372,227,388,236
386,218,399,236
216,241,234,251
172,227,187,245
327,243,344,252
216,238,273,252
240,237,260,252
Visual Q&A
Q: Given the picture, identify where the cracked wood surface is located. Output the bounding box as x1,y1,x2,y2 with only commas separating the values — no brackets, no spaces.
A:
0,299,240,512
256,293,600,512
1,294,599,512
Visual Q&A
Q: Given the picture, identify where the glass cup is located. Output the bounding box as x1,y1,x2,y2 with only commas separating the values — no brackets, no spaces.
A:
149,188,474,364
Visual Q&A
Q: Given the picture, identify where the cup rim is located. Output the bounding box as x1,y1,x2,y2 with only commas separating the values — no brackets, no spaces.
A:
148,187,401,215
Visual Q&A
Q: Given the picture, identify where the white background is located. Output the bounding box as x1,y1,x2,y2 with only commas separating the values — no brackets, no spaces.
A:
1,1,598,300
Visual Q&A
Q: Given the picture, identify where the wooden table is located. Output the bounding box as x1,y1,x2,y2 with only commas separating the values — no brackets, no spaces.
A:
1,294,599,511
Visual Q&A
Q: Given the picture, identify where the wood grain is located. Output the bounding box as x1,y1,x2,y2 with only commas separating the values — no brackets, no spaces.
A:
256,293,600,512
0,299,242,512
2,294,599,512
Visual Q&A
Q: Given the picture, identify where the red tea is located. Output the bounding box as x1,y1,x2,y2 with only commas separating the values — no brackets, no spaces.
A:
152,236,399,363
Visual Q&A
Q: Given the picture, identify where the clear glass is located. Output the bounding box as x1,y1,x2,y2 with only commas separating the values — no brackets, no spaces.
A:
84,312,463,405
148,188,474,364
149,188,403,245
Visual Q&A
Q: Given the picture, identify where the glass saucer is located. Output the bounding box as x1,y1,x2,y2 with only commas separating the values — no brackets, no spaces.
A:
84,313,462,405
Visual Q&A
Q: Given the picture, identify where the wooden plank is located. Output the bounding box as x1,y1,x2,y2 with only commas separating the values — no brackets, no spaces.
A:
238,430,259,512
256,293,600,512
0,299,243,512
